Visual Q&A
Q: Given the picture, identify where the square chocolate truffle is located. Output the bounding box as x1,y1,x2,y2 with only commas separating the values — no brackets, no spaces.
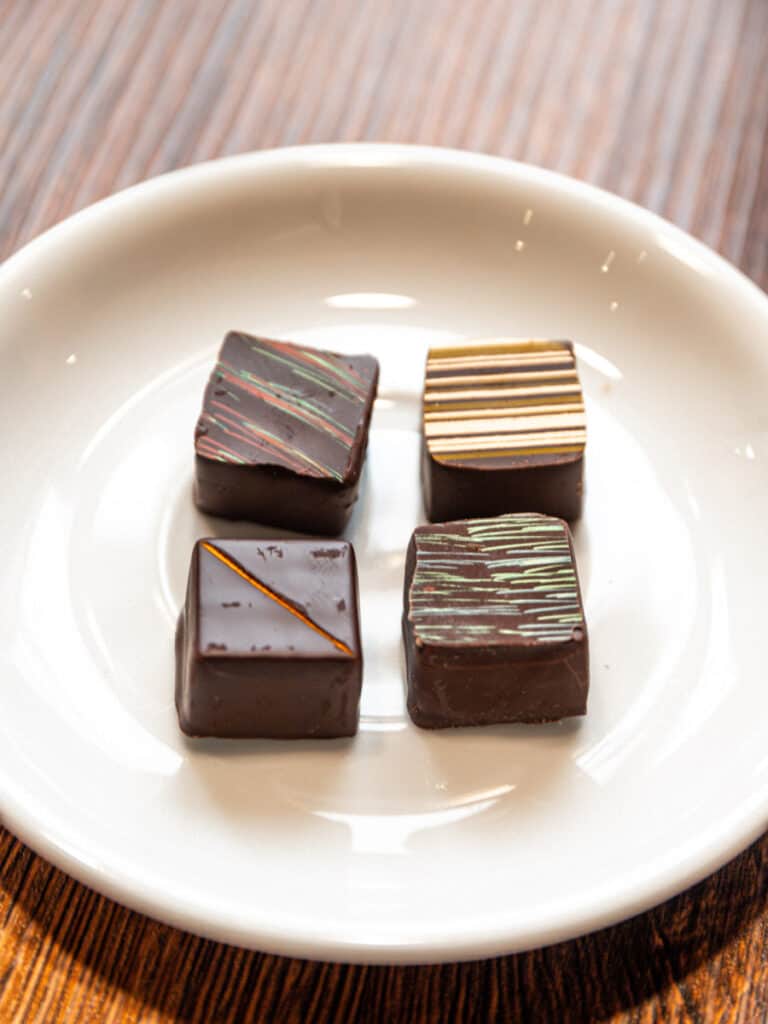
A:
402,513,588,728
194,331,379,535
422,339,586,522
176,538,363,738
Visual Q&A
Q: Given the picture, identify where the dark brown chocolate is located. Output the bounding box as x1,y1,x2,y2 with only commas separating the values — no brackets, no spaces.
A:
194,331,379,535
176,539,363,739
422,339,585,522
402,513,589,728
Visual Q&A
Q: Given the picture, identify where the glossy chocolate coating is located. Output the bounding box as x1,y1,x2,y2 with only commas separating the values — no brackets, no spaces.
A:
402,513,589,728
422,339,585,522
176,539,362,738
423,447,583,522
194,331,379,535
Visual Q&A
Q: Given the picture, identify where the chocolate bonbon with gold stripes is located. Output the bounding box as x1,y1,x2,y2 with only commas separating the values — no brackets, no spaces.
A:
421,339,586,522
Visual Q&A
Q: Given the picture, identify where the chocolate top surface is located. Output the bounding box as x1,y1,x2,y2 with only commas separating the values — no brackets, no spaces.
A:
423,339,586,470
195,331,379,482
195,538,359,659
407,513,585,647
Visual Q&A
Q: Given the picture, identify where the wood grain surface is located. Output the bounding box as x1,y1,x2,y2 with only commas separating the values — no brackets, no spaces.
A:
1,0,768,1020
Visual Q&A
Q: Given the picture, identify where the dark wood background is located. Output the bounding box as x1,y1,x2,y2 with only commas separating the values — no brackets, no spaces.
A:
1,0,767,1020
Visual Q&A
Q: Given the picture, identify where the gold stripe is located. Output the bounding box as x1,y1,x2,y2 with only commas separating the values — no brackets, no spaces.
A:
428,339,571,358
425,402,585,421
425,369,578,387
423,391,581,411
436,445,584,461
425,384,582,402
427,352,573,370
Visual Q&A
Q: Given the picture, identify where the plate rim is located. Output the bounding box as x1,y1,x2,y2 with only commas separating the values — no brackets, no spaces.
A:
2,143,768,964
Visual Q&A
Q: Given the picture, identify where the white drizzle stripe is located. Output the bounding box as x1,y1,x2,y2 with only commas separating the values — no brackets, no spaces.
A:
427,434,584,448
427,352,573,369
426,412,586,438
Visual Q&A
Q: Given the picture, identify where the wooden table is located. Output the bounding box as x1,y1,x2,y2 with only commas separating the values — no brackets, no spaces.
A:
1,0,767,1019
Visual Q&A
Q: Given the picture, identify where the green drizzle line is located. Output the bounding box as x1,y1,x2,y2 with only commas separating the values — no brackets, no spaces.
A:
199,334,375,481
409,512,583,645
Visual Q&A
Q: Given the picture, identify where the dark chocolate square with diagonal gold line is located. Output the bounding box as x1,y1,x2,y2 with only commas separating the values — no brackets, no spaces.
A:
422,339,586,522
176,538,363,738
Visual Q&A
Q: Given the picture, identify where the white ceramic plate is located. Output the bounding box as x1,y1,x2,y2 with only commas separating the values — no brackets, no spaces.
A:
2,145,768,964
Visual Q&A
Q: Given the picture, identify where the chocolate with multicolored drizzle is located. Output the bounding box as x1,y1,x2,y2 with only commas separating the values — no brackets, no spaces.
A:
176,538,363,738
194,331,379,534
402,513,589,728
421,339,586,522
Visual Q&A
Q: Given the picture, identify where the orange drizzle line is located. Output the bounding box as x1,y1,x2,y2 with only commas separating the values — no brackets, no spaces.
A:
201,542,353,656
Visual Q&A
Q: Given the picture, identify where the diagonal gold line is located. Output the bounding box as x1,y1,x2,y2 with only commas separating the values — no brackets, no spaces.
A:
201,542,353,656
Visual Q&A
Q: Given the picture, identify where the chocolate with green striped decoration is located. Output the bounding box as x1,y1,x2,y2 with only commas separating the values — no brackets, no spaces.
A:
195,332,378,482
408,512,585,645
193,332,379,534
403,512,589,728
